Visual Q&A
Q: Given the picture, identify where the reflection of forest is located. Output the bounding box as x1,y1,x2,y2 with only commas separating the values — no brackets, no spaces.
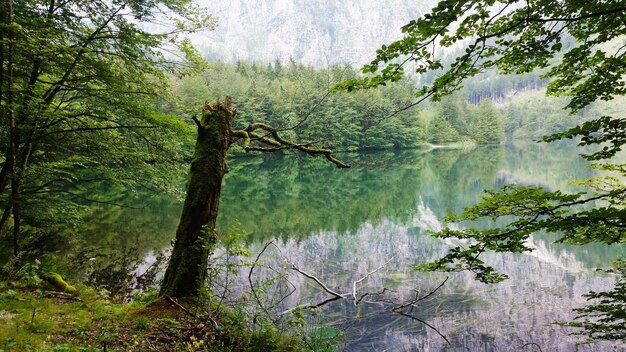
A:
60,142,615,282
54,142,624,348
218,142,621,351
69,141,595,253
219,141,594,241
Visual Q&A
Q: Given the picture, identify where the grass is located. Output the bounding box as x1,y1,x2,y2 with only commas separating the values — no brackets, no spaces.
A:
0,281,308,352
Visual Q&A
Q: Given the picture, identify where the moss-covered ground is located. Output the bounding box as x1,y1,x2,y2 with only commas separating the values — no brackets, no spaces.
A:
0,281,305,352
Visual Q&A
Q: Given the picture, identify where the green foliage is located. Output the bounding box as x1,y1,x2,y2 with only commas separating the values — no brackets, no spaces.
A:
337,0,626,111
0,0,208,254
339,0,626,342
545,115,626,161
306,327,342,352
562,260,626,341
169,61,426,151
0,279,310,352
473,99,504,144
427,113,461,144
423,96,506,144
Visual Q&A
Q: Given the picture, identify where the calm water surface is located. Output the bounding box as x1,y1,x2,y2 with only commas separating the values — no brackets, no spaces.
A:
68,141,625,351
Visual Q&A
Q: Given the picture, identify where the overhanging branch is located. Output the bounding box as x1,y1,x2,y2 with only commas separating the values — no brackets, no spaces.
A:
231,123,350,168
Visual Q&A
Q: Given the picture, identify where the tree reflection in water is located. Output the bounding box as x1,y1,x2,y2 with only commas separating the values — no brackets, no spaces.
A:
60,142,625,350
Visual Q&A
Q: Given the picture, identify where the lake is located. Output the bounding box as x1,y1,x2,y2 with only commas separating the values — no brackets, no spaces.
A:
60,141,625,351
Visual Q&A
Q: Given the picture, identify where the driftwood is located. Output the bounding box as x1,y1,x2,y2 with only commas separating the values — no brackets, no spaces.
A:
247,241,452,344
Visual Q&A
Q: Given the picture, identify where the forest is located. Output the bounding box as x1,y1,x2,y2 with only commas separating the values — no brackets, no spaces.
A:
0,0,625,351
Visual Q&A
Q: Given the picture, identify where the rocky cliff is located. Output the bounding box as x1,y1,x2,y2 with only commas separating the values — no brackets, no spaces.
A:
192,0,436,67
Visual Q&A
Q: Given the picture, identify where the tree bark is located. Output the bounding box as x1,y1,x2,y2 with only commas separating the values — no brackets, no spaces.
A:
0,203,12,237
159,98,236,298
7,0,19,257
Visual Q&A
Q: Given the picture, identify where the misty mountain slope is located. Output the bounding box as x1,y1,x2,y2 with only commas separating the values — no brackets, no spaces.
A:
192,0,437,66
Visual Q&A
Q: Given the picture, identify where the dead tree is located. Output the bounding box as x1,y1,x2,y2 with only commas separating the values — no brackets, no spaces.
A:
159,97,349,298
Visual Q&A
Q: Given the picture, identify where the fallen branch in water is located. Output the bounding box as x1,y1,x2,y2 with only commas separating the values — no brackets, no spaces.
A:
249,244,451,345
288,261,344,299
392,276,449,312
352,258,393,304
391,276,450,345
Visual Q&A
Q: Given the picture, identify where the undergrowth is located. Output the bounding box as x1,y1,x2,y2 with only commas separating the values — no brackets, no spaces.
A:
0,279,311,351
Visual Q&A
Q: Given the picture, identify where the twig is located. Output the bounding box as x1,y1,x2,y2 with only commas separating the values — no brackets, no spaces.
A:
269,274,297,309
356,288,388,305
520,342,544,352
352,258,393,304
281,296,343,315
393,277,449,311
393,310,451,345
166,295,195,318
390,277,451,345
288,261,343,298
248,241,275,319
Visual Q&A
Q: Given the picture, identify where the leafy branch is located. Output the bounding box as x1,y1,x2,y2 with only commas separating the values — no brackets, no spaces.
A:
418,185,626,283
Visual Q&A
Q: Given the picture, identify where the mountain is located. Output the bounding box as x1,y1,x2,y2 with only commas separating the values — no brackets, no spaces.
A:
191,0,436,67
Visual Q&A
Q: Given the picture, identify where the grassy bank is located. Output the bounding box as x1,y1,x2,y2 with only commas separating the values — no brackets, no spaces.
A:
0,280,306,352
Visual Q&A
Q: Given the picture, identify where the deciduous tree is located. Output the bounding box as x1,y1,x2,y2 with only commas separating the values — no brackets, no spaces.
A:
336,0,626,341
0,0,213,254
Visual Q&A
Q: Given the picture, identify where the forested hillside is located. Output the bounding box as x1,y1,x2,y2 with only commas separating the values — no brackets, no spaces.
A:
168,62,509,150
169,60,626,148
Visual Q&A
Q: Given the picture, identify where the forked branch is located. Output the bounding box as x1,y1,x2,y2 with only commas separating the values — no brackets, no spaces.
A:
279,258,450,345
231,123,350,168
353,258,393,304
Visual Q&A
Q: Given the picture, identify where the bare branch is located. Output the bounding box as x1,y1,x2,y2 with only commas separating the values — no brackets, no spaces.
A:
392,276,449,312
520,342,544,352
288,261,343,299
165,295,196,318
248,241,276,319
231,124,350,168
356,288,388,305
275,253,450,344
393,309,451,345
281,296,343,315
352,258,393,304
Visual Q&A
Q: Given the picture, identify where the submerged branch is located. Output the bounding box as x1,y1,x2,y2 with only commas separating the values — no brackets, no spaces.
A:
392,277,449,312
288,261,344,299
352,258,393,304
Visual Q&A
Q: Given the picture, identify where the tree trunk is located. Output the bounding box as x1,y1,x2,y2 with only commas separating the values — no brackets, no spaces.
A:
159,98,236,298
7,0,19,257
12,192,19,256
0,204,11,236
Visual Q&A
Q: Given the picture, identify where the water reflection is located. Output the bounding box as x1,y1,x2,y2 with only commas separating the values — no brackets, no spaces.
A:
67,142,625,350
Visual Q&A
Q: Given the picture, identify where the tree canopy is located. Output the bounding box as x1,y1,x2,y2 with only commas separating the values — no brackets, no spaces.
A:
336,0,626,342
0,0,213,254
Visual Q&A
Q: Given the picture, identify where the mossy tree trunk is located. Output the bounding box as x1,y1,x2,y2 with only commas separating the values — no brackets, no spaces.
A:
159,97,349,298
159,98,236,298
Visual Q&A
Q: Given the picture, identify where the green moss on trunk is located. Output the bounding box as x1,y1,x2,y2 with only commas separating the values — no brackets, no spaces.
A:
159,98,236,298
